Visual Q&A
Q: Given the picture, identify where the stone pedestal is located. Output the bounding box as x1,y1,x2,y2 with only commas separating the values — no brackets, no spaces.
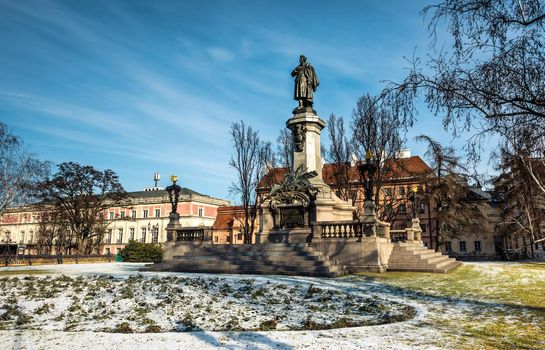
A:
286,109,326,179
286,109,355,223
257,108,355,243
165,213,181,241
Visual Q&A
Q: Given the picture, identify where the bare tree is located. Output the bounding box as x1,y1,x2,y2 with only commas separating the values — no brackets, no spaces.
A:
35,208,74,255
390,0,545,183
351,94,406,221
0,123,49,215
229,121,273,244
417,135,486,251
276,128,293,172
495,141,545,257
325,114,354,203
38,162,128,254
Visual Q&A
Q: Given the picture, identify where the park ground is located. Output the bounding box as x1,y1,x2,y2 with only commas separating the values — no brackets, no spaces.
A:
0,261,544,350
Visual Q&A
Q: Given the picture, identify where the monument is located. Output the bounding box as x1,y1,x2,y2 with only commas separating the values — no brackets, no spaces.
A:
149,55,461,276
257,55,355,243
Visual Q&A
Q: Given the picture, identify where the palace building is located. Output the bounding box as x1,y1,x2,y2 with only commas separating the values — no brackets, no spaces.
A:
0,185,229,256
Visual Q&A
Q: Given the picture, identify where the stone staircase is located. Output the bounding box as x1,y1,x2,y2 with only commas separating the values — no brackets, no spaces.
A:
145,243,344,277
387,242,462,273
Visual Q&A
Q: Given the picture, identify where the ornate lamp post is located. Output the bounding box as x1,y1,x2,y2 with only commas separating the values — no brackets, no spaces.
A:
408,184,425,242
409,185,419,219
358,152,378,217
165,175,182,241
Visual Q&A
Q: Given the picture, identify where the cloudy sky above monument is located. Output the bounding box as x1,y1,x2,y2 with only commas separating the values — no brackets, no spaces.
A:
0,0,490,202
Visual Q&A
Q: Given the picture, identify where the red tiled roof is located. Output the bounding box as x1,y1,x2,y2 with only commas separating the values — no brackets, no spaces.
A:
212,206,245,230
260,156,432,188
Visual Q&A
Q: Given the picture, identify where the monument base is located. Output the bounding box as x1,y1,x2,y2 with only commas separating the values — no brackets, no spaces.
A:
257,227,312,244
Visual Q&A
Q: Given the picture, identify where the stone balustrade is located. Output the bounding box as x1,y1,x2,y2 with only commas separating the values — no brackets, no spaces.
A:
166,227,213,242
312,220,391,240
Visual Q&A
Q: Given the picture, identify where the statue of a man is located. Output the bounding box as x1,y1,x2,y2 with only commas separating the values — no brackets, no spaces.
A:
291,55,319,109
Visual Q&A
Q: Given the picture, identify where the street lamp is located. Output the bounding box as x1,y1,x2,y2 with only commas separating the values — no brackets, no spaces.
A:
165,175,182,241
166,175,181,215
357,151,377,202
409,185,418,219
148,222,160,243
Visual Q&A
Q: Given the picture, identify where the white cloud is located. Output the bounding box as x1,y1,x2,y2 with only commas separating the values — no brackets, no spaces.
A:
206,47,235,62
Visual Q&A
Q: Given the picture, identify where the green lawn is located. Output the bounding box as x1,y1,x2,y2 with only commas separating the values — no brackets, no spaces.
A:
358,262,545,349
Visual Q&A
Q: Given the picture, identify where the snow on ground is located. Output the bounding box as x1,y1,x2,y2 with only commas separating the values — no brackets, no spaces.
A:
0,262,542,349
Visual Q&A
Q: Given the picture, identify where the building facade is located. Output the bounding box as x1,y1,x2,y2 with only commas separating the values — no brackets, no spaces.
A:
0,187,229,256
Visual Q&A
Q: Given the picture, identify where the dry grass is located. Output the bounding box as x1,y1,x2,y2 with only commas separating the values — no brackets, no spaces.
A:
358,262,545,349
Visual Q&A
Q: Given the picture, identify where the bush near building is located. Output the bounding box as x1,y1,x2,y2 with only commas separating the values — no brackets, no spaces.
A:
118,241,162,263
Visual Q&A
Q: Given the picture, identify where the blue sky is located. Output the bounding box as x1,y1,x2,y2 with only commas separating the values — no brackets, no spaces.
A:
0,0,494,202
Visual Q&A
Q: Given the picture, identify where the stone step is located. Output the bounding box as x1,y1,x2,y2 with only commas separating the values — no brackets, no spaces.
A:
153,242,341,277
176,250,324,259
387,242,462,273
164,258,334,268
172,252,327,262
146,262,340,277
388,252,445,263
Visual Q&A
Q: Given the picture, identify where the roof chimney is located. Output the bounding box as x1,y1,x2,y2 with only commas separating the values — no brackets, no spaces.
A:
398,148,411,159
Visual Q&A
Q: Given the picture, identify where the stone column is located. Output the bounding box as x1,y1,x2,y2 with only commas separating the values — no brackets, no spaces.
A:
286,108,326,179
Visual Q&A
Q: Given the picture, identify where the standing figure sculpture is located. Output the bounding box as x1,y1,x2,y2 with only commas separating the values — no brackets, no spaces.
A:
291,55,319,109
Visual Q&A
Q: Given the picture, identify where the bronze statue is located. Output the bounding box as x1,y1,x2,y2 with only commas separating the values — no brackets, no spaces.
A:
291,55,319,109
293,124,306,152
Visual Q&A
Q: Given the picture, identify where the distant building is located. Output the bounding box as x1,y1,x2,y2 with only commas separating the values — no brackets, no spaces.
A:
0,186,229,255
260,153,503,258
212,206,258,244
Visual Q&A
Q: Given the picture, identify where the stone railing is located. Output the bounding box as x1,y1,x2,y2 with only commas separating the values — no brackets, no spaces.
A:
390,230,408,242
312,220,390,239
167,227,213,242
389,218,423,243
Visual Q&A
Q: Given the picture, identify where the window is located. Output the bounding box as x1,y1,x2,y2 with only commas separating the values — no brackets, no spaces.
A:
459,241,467,252
399,204,406,214
107,229,112,244
129,228,135,241
474,241,481,251
120,211,125,219
21,231,25,244
152,226,159,243
109,212,115,220
117,228,123,243
155,209,161,218
399,186,406,196
384,188,392,196
143,210,148,218
237,233,243,241
214,236,218,243
445,241,452,252
132,210,137,219
105,248,111,255
419,202,425,214
141,228,147,243
198,208,204,217
420,224,426,232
